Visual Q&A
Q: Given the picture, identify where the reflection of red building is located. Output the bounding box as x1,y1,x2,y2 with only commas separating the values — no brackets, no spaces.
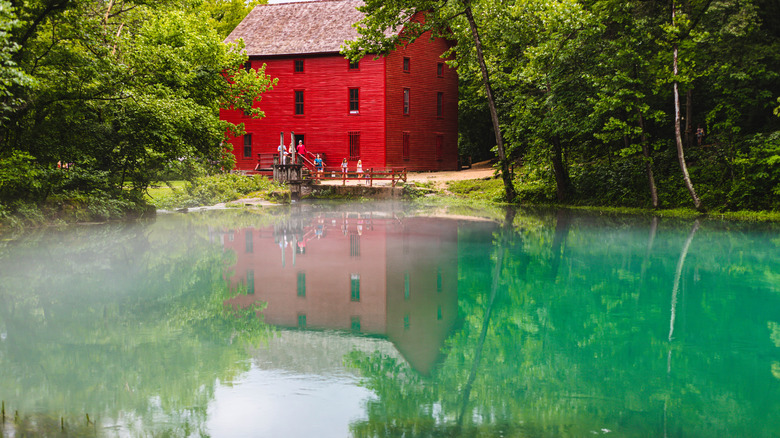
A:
223,214,458,375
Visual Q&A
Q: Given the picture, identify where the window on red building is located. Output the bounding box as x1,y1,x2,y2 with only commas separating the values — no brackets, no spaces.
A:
403,57,410,72
437,62,443,77
349,88,359,113
243,133,252,158
348,131,360,160
294,59,304,73
403,88,410,115
349,59,359,70
402,132,410,160
294,90,304,115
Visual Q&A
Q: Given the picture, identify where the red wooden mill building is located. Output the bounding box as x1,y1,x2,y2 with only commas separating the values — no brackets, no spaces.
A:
221,0,459,173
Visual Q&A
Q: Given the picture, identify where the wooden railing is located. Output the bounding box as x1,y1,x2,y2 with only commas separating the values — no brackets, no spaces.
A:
311,167,407,187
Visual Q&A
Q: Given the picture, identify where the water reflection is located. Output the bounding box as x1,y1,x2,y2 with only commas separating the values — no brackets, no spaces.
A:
220,211,460,375
1,205,780,437
346,210,780,437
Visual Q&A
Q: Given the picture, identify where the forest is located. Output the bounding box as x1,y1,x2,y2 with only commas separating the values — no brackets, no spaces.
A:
1,0,780,222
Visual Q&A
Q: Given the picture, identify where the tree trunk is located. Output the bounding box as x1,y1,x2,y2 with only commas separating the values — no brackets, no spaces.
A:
672,3,703,211
464,6,517,203
551,134,571,202
637,106,659,208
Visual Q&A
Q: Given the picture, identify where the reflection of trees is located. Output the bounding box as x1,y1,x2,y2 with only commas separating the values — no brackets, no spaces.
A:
347,211,780,436
0,218,271,436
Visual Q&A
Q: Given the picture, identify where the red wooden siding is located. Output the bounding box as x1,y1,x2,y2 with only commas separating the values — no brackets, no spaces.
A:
222,54,387,171
384,29,458,171
220,12,458,173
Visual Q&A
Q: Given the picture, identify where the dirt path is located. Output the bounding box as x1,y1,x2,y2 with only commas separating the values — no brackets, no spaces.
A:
405,160,495,188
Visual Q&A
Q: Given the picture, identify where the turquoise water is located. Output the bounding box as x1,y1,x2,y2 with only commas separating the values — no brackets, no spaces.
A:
0,204,779,437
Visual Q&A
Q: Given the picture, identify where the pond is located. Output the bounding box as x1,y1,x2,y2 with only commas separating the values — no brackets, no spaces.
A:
1,202,779,437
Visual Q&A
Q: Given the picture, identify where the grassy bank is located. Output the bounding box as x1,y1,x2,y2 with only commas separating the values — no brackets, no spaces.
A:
439,177,780,223
0,174,289,233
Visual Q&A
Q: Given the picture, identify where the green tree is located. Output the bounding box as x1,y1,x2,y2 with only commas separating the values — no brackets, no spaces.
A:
342,0,518,202
1,0,274,205
194,0,267,38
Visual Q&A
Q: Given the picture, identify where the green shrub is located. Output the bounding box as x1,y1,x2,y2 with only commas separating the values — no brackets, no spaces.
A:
0,151,45,202
151,173,285,209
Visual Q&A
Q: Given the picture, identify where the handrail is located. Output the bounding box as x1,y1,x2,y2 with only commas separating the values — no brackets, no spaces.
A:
310,167,407,187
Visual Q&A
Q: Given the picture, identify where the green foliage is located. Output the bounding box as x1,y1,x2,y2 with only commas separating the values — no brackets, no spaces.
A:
0,0,30,117
0,0,274,211
194,0,268,38
570,158,650,207
151,173,286,209
726,131,780,210
450,0,780,210
0,151,44,202
447,178,506,202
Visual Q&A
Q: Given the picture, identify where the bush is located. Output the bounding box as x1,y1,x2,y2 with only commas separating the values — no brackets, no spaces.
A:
0,151,45,203
152,173,285,209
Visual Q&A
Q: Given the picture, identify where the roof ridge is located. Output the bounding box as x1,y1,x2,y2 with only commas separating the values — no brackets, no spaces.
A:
264,0,360,6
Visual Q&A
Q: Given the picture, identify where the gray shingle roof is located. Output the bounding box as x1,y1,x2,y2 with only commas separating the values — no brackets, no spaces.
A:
224,0,368,57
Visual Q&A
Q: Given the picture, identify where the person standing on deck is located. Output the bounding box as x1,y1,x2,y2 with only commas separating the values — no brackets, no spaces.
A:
356,160,364,184
296,140,307,164
314,154,323,178
341,158,348,177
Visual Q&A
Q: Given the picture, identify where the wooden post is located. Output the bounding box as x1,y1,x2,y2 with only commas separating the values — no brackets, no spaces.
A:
279,131,284,164
290,131,296,164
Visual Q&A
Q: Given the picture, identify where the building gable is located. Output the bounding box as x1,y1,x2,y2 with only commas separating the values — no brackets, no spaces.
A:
225,0,367,56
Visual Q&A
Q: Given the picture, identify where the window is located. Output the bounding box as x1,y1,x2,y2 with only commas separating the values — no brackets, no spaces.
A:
298,314,307,329
402,132,410,161
348,131,360,160
436,134,443,161
245,229,253,253
403,314,410,330
437,62,443,77
437,305,443,320
294,59,304,73
403,57,410,72
246,269,255,294
294,90,304,115
297,272,306,297
244,61,252,72
350,233,361,257
243,133,252,158
349,88,359,113
436,92,443,118
351,316,361,332
349,59,360,70
350,274,360,302
403,88,410,115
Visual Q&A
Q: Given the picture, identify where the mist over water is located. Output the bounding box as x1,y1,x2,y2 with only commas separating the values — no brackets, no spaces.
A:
1,203,779,437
